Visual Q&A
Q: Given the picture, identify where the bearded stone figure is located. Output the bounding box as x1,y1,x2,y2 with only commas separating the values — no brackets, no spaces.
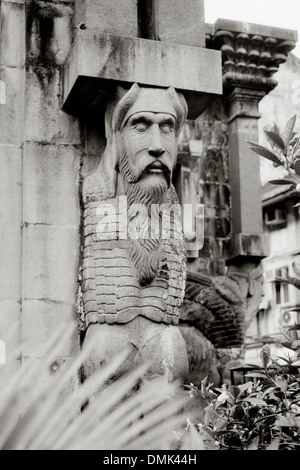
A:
81,84,189,383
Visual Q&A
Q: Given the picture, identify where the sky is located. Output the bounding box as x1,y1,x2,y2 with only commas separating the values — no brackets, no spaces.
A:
204,0,300,58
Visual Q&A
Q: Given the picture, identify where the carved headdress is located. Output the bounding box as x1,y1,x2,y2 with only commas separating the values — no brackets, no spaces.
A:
111,83,188,134
82,83,187,202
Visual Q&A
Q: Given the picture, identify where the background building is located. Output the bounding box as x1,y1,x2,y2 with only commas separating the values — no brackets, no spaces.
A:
245,53,300,365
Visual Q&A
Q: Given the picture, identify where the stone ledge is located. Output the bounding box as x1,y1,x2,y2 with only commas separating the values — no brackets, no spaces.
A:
63,31,222,120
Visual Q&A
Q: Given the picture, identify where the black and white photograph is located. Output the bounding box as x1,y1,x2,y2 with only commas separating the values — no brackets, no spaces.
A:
0,0,299,456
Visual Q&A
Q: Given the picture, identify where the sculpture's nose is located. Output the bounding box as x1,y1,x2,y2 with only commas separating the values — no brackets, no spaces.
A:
148,124,165,157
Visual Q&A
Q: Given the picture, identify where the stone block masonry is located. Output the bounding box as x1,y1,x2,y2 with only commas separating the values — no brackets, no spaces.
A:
177,100,231,276
0,1,25,67
75,0,138,37
63,30,222,119
154,0,205,46
22,1,81,373
0,0,81,395
0,1,25,383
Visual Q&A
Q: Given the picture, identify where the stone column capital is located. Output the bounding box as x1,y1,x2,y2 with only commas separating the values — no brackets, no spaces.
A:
206,18,297,99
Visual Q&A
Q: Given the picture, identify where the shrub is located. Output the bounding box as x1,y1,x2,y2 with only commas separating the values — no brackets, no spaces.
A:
185,333,300,450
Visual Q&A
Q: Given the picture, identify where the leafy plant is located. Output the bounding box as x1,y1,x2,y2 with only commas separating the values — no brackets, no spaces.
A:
185,342,300,450
0,323,204,450
247,114,300,360
187,116,300,449
247,114,300,207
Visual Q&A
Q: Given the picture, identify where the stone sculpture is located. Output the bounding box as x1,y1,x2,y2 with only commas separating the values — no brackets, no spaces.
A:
81,84,189,382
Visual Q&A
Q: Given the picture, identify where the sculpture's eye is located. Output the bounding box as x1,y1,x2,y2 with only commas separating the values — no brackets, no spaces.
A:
160,124,173,134
135,123,148,132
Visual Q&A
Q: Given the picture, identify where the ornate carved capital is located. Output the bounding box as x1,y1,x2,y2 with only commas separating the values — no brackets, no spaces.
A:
206,20,297,96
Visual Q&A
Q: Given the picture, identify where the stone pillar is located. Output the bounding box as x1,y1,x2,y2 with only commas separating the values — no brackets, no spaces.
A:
208,19,297,262
0,0,25,381
226,86,266,255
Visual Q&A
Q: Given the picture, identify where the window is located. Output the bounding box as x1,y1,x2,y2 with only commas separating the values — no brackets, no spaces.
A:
257,309,268,337
264,208,287,228
274,267,290,305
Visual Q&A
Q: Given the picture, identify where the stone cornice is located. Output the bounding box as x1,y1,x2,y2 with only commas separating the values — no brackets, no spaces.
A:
63,31,222,120
206,18,297,94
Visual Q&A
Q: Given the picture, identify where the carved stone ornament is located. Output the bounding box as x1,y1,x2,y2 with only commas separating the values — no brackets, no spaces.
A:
207,27,297,93
81,84,189,381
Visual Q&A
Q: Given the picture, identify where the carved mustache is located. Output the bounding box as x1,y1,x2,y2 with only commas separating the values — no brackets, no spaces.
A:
118,152,173,187
144,160,170,174
138,156,171,178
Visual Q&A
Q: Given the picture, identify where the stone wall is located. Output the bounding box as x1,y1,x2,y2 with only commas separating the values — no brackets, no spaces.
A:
178,98,230,276
0,0,81,388
1,0,26,383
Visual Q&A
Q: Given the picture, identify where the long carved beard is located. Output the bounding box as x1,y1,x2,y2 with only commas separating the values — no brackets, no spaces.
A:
118,151,171,286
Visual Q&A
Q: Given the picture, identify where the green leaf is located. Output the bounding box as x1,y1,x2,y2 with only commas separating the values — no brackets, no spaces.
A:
291,339,300,349
293,158,300,176
274,274,287,281
229,385,241,398
292,263,300,278
288,322,300,330
286,273,300,289
249,146,282,165
268,179,296,185
282,115,297,147
271,123,281,135
281,341,295,350
276,274,300,289
245,140,264,147
274,376,288,393
237,382,253,396
275,356,293,363
0,324,190,451
242,397,268,406
264,130,286,151
260,344,271,368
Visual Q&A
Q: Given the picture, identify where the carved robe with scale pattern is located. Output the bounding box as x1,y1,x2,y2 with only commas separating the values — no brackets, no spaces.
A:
81,84,189,332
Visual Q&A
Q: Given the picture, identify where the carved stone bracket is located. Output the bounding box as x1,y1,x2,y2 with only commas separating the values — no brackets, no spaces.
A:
65,1,220,121
63,31,222,120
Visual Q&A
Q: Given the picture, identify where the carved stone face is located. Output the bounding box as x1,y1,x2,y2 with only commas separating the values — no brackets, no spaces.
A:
119,111,177,189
